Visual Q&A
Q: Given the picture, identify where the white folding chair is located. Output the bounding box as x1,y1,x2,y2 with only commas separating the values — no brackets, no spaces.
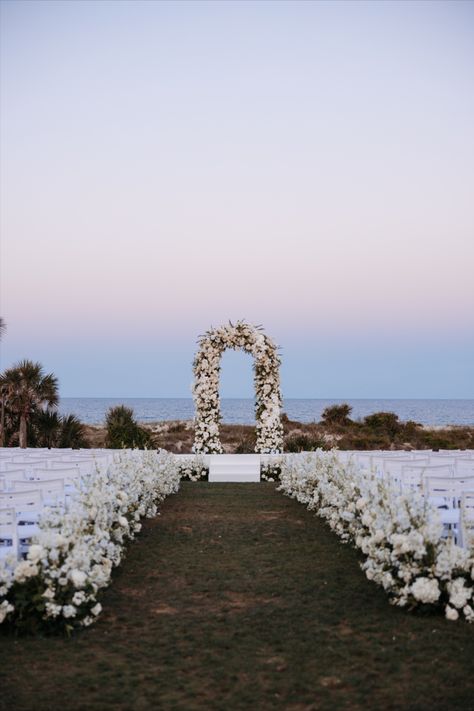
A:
55,458,99,476
382,458,430,487
402,464,454,490
0,490,43,557
455,459,474,475
29,466,79,481
460,491,474,550
7,458,48,466
0,467,27,479
0,507,19,561
424,476,474,544
31,467,80,500
11,478,65,507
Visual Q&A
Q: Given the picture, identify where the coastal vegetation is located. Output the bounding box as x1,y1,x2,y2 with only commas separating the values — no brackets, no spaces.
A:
0,360,59,448
82,406,474,453
105,405,153,449
0,360,86,449
0,358,471,452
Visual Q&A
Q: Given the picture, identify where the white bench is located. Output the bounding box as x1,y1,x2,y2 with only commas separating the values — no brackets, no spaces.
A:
209,454,260,483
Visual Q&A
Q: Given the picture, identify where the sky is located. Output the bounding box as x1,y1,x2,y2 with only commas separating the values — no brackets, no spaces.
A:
0,0,473,398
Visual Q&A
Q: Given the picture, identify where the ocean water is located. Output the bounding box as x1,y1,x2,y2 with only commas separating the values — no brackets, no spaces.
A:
58,398,474,427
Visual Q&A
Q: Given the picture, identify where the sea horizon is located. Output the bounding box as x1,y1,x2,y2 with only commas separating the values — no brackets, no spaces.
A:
58,397,474,427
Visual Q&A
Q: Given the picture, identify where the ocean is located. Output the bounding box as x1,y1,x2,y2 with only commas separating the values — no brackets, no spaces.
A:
58,398,474,427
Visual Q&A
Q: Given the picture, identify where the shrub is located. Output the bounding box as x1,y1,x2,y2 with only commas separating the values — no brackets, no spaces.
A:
59,414,88,449
285,434,326,452
105,406,153,449
29,412,88,449
321,404,353,428
32,410,62,448
234,436,257,454
363,411,401,438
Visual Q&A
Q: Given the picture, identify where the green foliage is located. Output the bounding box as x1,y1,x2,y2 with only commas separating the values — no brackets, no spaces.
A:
59,414,88,449
27,412,87,449
0,359,59,447
363,411,401,437
321,403,353,428
105,405,153,449
284,433,327,452
234,434,257,453
32,410,62,448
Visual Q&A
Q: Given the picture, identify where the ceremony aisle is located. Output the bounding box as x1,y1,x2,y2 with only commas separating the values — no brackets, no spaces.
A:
1,483,474,711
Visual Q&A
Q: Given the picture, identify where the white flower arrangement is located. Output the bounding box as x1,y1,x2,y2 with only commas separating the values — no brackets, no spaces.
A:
178,455,209,481
192,321,284,454
278,451,474,622
261,458,284,482
0,450,180,632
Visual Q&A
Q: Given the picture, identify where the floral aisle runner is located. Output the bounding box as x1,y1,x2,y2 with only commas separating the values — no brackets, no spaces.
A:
0,450,180,633
2,449,474,633
278,452,474,623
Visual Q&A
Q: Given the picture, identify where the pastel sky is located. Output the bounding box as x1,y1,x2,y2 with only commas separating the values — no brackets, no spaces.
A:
1,0,473,398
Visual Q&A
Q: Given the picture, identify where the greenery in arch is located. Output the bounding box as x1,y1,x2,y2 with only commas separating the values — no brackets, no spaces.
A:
192,320,283,454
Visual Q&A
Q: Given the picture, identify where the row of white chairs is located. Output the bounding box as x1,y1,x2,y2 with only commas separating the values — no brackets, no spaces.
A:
0,450,110,560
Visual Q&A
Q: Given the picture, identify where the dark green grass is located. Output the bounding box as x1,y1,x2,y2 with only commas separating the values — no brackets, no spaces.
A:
1,483,474,711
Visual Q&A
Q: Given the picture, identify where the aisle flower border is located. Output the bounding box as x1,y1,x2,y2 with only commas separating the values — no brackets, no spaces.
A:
0,450,180,633
192,321,283,454
278,451,474,622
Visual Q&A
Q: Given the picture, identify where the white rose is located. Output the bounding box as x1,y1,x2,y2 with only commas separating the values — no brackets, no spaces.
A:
463,605,474,623
0,600,14,624
445,605,459,621
447,578,472,609
69,569,87,589
91,602,102,616
45,602,62,618
13,560,39,584
28,544,45,563
72,591,86,605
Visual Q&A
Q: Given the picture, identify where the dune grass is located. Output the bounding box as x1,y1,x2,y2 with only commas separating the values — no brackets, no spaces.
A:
1,482,474,710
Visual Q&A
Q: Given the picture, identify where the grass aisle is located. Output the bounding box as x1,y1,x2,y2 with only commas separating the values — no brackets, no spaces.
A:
1,482,474,711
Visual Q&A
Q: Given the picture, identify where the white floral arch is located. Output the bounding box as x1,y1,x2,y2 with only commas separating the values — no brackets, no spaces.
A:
192,321,284,454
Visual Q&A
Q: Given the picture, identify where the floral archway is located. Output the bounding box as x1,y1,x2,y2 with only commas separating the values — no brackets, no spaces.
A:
192,321,283,454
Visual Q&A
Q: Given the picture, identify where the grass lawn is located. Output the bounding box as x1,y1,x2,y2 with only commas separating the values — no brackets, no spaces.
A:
1,482,474,711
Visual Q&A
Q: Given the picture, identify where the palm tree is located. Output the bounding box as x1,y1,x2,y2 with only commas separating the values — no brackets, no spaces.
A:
59,414,87,449
105,405,152,449
0,375,8,447
33,410,62,449
0,319,6,445
0,360,59,448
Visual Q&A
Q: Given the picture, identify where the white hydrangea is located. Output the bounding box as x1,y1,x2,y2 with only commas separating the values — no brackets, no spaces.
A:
445,605,459,621
447,578,472,609
411,577,440,604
